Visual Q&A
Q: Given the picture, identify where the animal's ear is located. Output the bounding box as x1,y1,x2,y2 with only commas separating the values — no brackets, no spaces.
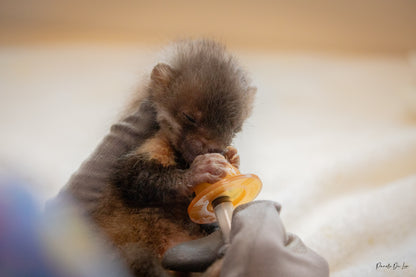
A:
151,63,175,88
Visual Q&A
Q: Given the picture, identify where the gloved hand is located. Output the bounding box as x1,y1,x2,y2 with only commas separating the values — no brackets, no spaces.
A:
162,229,226,272
162,200,329,277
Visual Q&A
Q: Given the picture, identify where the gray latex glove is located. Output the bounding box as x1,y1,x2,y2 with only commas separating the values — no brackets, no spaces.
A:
162,200,329,277
162,229,225,272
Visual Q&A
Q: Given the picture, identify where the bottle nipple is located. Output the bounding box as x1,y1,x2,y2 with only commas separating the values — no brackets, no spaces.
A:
187,162,262,224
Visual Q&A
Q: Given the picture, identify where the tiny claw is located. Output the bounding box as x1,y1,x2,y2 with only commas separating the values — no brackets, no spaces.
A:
223,146,240,168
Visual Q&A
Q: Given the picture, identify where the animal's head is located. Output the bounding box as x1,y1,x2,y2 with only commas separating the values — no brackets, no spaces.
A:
149,39,256,164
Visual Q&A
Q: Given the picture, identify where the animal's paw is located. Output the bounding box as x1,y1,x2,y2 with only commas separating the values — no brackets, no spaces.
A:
223,146,240,169
187,153,229,188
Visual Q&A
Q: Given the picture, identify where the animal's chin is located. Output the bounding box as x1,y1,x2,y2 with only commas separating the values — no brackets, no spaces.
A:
177,141,201,165
182,151,198,165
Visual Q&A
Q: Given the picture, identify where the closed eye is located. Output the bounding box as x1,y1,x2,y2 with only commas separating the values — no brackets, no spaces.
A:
183,112,197,124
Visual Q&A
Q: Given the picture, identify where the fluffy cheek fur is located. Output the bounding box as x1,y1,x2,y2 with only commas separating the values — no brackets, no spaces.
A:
155,106,182,144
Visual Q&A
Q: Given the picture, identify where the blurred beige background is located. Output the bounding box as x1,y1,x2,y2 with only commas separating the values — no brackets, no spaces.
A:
1,0,416,53
1,1,416,276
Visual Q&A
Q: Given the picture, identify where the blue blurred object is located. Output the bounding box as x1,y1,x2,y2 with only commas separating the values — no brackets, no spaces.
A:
0,178,59,277
0,177,132,277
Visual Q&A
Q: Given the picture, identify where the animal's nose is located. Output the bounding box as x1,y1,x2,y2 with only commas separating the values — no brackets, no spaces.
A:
205,142,224,155
189,138,224,156
207,147,223,154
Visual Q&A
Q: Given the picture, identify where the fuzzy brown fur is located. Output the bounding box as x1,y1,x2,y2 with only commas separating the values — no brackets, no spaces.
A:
86,39,256,276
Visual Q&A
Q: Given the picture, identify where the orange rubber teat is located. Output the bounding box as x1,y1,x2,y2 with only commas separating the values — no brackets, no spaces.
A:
187,162,262,224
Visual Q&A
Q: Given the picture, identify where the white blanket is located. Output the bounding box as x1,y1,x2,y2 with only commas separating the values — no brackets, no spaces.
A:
1,46,415,276
237,52,416,276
